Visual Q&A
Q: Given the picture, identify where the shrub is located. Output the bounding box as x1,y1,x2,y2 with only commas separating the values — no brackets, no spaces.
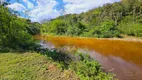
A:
84,21,121,38
69,52,114,80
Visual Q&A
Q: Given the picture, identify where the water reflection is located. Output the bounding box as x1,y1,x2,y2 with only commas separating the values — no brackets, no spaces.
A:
35,35,142,80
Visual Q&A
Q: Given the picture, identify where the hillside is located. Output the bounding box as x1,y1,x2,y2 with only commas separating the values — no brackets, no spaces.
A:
42,0,142,38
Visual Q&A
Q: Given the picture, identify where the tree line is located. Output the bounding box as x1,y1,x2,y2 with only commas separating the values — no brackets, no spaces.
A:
42,0,142,38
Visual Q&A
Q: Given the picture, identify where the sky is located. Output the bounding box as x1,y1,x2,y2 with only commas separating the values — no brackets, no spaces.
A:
6,0,120,22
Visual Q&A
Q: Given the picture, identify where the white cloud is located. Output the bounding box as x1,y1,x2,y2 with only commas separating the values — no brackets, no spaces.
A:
7,3,26,11
63,0,120,14
29,0,60,22
29,0,120,22
23,0,34,9
6,0,120,22
23,0,27,2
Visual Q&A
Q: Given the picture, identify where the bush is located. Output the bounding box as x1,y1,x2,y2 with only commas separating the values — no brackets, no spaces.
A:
118,16,142,37
83,21,121,38
66,22,86,36
26,22,41,35
69,52,114,80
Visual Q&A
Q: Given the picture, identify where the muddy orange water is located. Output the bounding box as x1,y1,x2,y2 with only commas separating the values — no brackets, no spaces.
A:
35,35,142,80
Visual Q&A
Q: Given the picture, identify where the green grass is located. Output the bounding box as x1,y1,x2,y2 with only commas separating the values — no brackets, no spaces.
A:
0,52,77,80
0,49,114,80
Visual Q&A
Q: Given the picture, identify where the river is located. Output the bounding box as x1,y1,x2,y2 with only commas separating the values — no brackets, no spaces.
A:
35,35,142,80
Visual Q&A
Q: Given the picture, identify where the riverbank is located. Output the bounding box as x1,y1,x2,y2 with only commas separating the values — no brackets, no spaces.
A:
40,34,142,43
98,35,142,43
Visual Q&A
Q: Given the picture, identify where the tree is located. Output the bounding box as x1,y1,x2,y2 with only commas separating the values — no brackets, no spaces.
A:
0,5,37,51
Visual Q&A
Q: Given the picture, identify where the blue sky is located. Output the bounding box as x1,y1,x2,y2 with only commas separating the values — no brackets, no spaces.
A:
6,0,120,22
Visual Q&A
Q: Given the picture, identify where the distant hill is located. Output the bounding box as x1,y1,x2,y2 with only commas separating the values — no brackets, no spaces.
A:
42,0,142,38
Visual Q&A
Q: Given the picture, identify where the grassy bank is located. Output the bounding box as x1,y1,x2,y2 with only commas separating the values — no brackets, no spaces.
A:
0,49,114,80
0,52,78,80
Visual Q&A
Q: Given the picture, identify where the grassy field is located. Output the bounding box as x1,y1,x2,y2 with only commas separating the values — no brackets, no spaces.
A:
0,52,78,80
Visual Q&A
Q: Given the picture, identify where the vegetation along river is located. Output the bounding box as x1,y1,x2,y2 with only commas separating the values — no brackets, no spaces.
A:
35,35,142,80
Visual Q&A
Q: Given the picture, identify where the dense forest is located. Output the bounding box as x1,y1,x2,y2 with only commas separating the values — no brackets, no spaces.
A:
42,0,142,38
